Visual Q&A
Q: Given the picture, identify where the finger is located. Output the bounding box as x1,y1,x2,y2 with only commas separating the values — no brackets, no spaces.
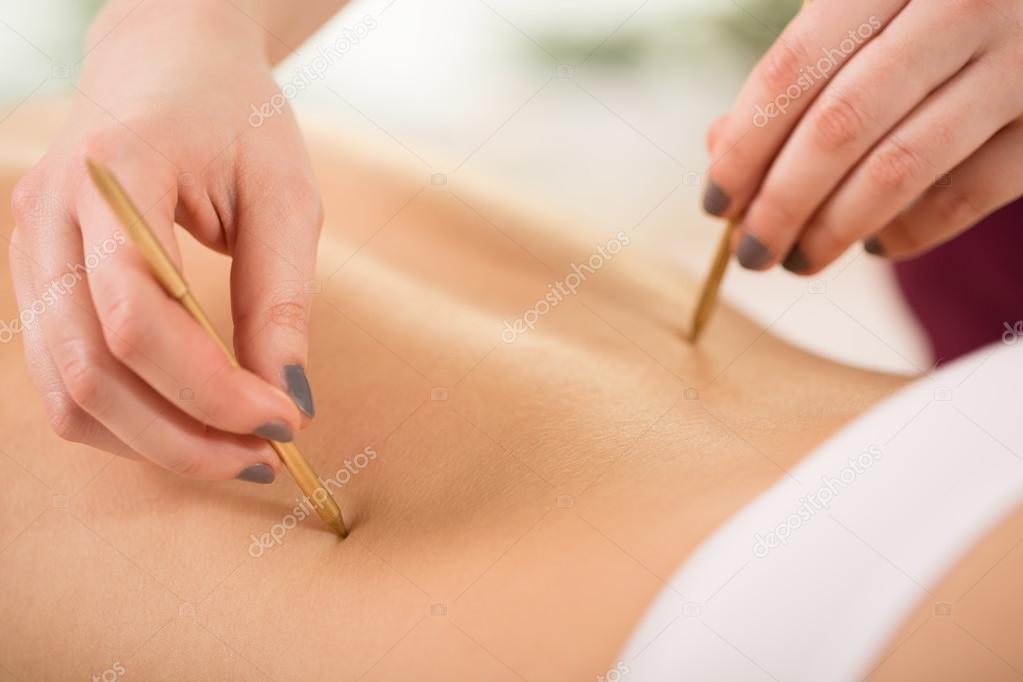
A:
866,119,1023,259
31,219,280,482
704,0,909,219
76,149,302,440
735,0,988,270
45,316,279,482
794,57,1020,273
230,148,322,420
6,218,135,459
12,172,277,481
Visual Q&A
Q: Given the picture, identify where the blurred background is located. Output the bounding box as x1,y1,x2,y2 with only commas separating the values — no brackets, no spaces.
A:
0,0,929,374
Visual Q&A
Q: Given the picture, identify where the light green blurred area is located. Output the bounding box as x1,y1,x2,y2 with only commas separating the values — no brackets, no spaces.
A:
532,0,800,70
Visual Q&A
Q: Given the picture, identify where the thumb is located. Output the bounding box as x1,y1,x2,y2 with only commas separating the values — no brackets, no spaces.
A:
229,176,322,422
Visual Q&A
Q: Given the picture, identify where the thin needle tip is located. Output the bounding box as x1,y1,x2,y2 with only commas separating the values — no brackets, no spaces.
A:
328,516,349,538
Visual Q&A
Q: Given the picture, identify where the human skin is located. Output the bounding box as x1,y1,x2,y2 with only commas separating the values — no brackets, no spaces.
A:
1,107,1021,681
705,0,1023,272
7,0,349,482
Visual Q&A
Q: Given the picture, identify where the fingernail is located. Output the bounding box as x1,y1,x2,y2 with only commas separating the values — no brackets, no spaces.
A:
236,463,276,485
283,364,315,418
253,421,294,442
703,179,731,216
782,247,810,274
736,233,773,270
864,237,885,256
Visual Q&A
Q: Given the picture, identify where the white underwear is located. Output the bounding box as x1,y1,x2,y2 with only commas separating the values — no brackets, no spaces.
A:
619,341,1023,681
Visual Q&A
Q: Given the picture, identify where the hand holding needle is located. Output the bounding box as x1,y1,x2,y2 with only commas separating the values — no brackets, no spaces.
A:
86,158,348,538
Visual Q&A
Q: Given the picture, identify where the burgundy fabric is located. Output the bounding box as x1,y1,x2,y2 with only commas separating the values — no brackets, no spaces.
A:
894,197,1023,365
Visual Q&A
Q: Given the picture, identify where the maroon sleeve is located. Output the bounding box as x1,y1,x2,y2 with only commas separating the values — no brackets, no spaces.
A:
894,197,1023,365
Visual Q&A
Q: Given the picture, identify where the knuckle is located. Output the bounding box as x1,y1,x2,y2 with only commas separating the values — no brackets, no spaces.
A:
41,390,91,442
811,92,867,151
262,299,309,336
57,340,106,412
758,34,809,94
867,139,924,191
100,295,144,361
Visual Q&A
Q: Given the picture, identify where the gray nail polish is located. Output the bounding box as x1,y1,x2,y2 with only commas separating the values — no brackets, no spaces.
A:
284,364,315,418
253,421,294,442
236,463,276,485
703,180,731,217
864,237,885,256
736,233,773,270
782,247,810,274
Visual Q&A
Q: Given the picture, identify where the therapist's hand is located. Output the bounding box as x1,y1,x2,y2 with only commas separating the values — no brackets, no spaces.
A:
7,0,322,482
703,0,1023,273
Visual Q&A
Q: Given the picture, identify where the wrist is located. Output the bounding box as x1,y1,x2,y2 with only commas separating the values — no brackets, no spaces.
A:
87,0,271,64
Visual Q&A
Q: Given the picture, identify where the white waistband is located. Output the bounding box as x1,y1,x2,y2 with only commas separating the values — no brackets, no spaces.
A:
619,342,1023,681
